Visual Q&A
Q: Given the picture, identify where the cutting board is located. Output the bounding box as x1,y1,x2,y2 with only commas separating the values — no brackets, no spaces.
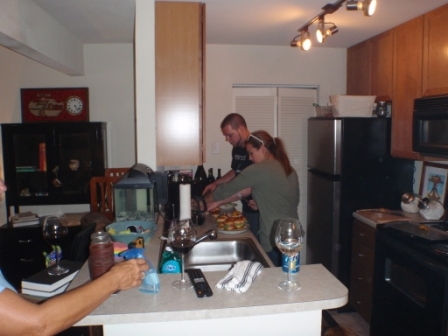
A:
356,209,410,224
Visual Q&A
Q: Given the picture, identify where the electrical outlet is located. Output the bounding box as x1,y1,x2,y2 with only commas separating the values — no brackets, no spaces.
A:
212,141,220,154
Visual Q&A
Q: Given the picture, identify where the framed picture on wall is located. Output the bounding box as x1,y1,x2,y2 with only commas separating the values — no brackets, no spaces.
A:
21,87,89,122
419,162,448,206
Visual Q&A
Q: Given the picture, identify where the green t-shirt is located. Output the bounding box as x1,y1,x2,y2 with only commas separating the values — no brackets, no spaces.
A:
213,159,300,252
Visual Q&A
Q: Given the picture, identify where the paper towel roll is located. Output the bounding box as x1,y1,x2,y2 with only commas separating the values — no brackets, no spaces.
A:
179,184,191,220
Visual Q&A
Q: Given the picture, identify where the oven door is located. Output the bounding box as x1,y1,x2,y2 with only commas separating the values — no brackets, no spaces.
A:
371,230,448,336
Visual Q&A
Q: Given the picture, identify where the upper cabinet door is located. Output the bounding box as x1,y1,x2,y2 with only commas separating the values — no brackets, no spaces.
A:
155,2,204,166
422,4,448,97
347,40,371,95
370,30,394,101
391,16,424,160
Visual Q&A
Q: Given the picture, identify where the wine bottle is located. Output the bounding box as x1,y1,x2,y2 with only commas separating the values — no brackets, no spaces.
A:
207,168,215,184
194,165,207,196
217,168,222,179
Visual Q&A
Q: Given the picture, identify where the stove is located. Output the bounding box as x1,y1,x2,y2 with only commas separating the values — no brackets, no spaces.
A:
371,220,448,336
379,220,448,262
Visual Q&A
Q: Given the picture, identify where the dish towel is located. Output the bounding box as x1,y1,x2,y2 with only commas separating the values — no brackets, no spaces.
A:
215,260,263,293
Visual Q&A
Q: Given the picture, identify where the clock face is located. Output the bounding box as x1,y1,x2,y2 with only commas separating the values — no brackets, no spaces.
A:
66,96,83,115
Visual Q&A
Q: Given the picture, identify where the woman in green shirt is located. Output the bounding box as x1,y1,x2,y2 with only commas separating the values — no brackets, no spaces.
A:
205,130,300,266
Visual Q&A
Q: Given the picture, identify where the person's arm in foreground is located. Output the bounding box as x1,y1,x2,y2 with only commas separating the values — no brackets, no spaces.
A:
0,258,148,336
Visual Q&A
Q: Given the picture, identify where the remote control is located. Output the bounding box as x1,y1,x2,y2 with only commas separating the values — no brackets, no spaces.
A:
186,268,213,298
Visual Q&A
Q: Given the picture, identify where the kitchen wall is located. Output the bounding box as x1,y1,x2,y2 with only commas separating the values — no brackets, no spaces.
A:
203,44,347,173
0,40,347,223
0,43,135,220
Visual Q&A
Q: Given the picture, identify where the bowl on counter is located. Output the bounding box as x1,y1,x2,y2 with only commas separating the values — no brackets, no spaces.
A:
219,203,236,215
105,220,157,246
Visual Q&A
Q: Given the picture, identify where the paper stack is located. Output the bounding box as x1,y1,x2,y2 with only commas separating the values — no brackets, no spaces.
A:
9,211,40,227
21,260,83,298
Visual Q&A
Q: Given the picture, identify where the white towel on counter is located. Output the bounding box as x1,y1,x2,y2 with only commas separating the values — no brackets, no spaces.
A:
215,260,263,293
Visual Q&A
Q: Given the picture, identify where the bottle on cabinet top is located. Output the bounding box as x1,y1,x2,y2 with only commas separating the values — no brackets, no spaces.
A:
217,168,222,179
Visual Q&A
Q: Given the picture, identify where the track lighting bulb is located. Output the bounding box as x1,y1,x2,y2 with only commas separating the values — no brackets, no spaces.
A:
316,18,325,43
300,31,312,51
346,0,376,16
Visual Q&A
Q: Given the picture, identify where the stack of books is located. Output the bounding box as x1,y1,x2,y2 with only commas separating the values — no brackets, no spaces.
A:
9,211,40,227
21,260,83,298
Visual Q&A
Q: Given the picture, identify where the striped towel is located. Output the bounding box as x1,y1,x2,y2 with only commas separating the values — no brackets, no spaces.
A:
215,261,263,293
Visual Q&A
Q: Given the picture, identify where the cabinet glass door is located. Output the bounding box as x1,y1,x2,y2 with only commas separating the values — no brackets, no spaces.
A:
53,125,96,198
11,130,50,199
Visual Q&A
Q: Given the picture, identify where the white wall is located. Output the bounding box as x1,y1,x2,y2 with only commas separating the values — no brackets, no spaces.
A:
203,44,347,175
0,43,135,220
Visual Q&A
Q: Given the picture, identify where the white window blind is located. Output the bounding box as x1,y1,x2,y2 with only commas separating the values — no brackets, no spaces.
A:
233,86,317,261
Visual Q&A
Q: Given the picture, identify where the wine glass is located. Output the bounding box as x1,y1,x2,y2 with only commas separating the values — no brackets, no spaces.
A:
167,219,196,289
275,218,304,291
42,215,69,275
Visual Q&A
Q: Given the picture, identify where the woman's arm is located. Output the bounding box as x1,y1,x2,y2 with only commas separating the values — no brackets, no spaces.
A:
203,169,235,195
0,258,148,336
205,187,252,211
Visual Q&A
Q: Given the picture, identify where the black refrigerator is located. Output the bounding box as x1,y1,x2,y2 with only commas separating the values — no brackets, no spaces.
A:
306,117,414,290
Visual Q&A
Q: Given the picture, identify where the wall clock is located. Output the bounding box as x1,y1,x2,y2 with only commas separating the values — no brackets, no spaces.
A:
21,87,89,122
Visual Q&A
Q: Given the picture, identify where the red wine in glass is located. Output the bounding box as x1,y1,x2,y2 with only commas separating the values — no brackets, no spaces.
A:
168,219,196,290
42,216,70,275
170,237,195,254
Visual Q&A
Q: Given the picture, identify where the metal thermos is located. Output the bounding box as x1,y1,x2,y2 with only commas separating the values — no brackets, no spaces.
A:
88,231,115,280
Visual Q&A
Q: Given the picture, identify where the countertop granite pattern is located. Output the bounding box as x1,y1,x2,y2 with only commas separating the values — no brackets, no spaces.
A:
70,213,348,327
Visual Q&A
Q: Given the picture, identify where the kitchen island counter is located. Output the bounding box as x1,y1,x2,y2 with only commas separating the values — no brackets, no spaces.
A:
69,215,348,335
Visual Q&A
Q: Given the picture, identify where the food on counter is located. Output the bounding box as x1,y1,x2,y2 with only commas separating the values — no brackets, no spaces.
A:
418,225,430,231
209,208,221,217
216,214,247,231
231,210,242,218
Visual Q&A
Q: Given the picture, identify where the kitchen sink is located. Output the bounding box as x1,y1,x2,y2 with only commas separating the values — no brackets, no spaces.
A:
159,238,271,272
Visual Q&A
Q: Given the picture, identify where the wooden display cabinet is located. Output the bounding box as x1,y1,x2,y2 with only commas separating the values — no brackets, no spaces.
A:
1,122,107,219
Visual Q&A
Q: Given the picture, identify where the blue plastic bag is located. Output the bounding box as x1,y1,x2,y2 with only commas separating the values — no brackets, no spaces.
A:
119,248,160,294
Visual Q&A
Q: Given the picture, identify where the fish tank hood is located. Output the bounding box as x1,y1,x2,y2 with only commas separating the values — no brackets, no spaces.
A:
113,163,168,222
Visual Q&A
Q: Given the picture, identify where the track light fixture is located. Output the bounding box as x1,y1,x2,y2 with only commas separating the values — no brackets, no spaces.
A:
290,30,312,51
316,17,326,43
301,30,312,51
290,0,376,50
346,0,377,16
316,17,339,43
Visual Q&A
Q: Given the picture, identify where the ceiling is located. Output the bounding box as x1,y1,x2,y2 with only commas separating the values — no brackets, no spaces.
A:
32,0,447,48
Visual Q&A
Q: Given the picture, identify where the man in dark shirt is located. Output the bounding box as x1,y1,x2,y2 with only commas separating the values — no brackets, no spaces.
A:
203,113,260,237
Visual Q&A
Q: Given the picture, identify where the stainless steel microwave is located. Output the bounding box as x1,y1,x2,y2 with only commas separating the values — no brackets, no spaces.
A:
413,95,448,157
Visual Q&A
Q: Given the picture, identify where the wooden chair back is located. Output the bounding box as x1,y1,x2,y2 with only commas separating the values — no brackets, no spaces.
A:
89,176,117,221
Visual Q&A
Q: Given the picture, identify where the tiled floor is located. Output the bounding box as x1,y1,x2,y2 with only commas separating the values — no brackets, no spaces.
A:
322,310,370,336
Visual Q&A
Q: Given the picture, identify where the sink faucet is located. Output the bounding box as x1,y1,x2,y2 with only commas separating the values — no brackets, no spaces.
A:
195,229,217,245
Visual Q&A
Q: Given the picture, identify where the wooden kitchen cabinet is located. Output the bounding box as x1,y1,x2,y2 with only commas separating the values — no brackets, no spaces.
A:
1,123,107,219
370,30,394,101
155,2,205,166
391,16,423,160
349,219,376,323
422,3,448,97
347,40,371,95
347,3,448,161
